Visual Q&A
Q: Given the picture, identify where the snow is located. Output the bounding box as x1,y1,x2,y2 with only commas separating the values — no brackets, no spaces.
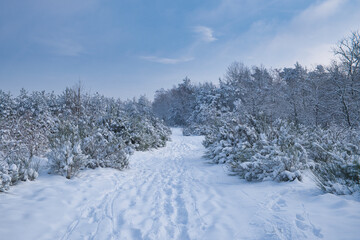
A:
1,128,360,240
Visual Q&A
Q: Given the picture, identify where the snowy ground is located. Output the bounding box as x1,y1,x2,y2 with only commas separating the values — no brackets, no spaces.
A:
1,128,360,240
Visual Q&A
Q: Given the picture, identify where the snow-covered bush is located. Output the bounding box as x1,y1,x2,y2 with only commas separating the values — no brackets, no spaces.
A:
0,115,43,189
0,149,37,192
183,124,208,136
203,115,253,164
204,114,308,182
309,127,360,194
313,159,360,195
123,97,171,151
83,127,131,170
0,152,11,192
48,120,88,179
4,146,39,182
229,119,307,181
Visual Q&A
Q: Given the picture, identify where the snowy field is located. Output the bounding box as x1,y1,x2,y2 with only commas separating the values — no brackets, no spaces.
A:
1,128,360,240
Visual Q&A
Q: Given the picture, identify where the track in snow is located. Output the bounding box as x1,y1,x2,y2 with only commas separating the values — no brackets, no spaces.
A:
1,128,360,240
57,129,324,240
61,128,206,240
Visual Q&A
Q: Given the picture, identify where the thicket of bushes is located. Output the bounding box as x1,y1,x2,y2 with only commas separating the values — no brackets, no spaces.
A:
1,87,170,191
204,114,307,182
203,112,360,194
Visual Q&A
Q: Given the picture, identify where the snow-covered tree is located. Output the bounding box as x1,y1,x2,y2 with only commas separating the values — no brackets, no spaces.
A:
153,77,195,126
48,120,88,179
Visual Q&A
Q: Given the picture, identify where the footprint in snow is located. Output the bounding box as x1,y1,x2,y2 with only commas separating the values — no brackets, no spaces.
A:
295,213,323,238
271,198,287,212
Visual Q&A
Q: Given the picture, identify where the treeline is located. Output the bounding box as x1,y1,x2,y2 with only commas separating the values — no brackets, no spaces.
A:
152,31,360,194
0,86,170,191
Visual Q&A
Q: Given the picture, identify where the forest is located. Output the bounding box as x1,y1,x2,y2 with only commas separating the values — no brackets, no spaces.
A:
1,31,360,195
152,31,360,195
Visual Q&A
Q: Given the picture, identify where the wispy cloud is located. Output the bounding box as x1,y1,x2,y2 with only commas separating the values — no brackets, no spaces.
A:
257,0,353,66
193,26,217,42
297,0,345,22
215,0,359,67
140,56,194,64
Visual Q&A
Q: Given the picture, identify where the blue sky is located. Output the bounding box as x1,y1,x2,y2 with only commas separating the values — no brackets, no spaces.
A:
1,0,360,99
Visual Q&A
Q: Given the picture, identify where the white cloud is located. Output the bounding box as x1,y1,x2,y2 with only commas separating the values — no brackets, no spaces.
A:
140,56,194,64
193,26,217,42
257,0,356,67
296,0,345,23
217,0,360,68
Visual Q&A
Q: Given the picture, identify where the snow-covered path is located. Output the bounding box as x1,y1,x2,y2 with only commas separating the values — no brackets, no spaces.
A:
1,128,360,240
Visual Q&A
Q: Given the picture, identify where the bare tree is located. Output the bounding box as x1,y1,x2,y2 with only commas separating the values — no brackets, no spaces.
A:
334,31,360,81
333,31,360,127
